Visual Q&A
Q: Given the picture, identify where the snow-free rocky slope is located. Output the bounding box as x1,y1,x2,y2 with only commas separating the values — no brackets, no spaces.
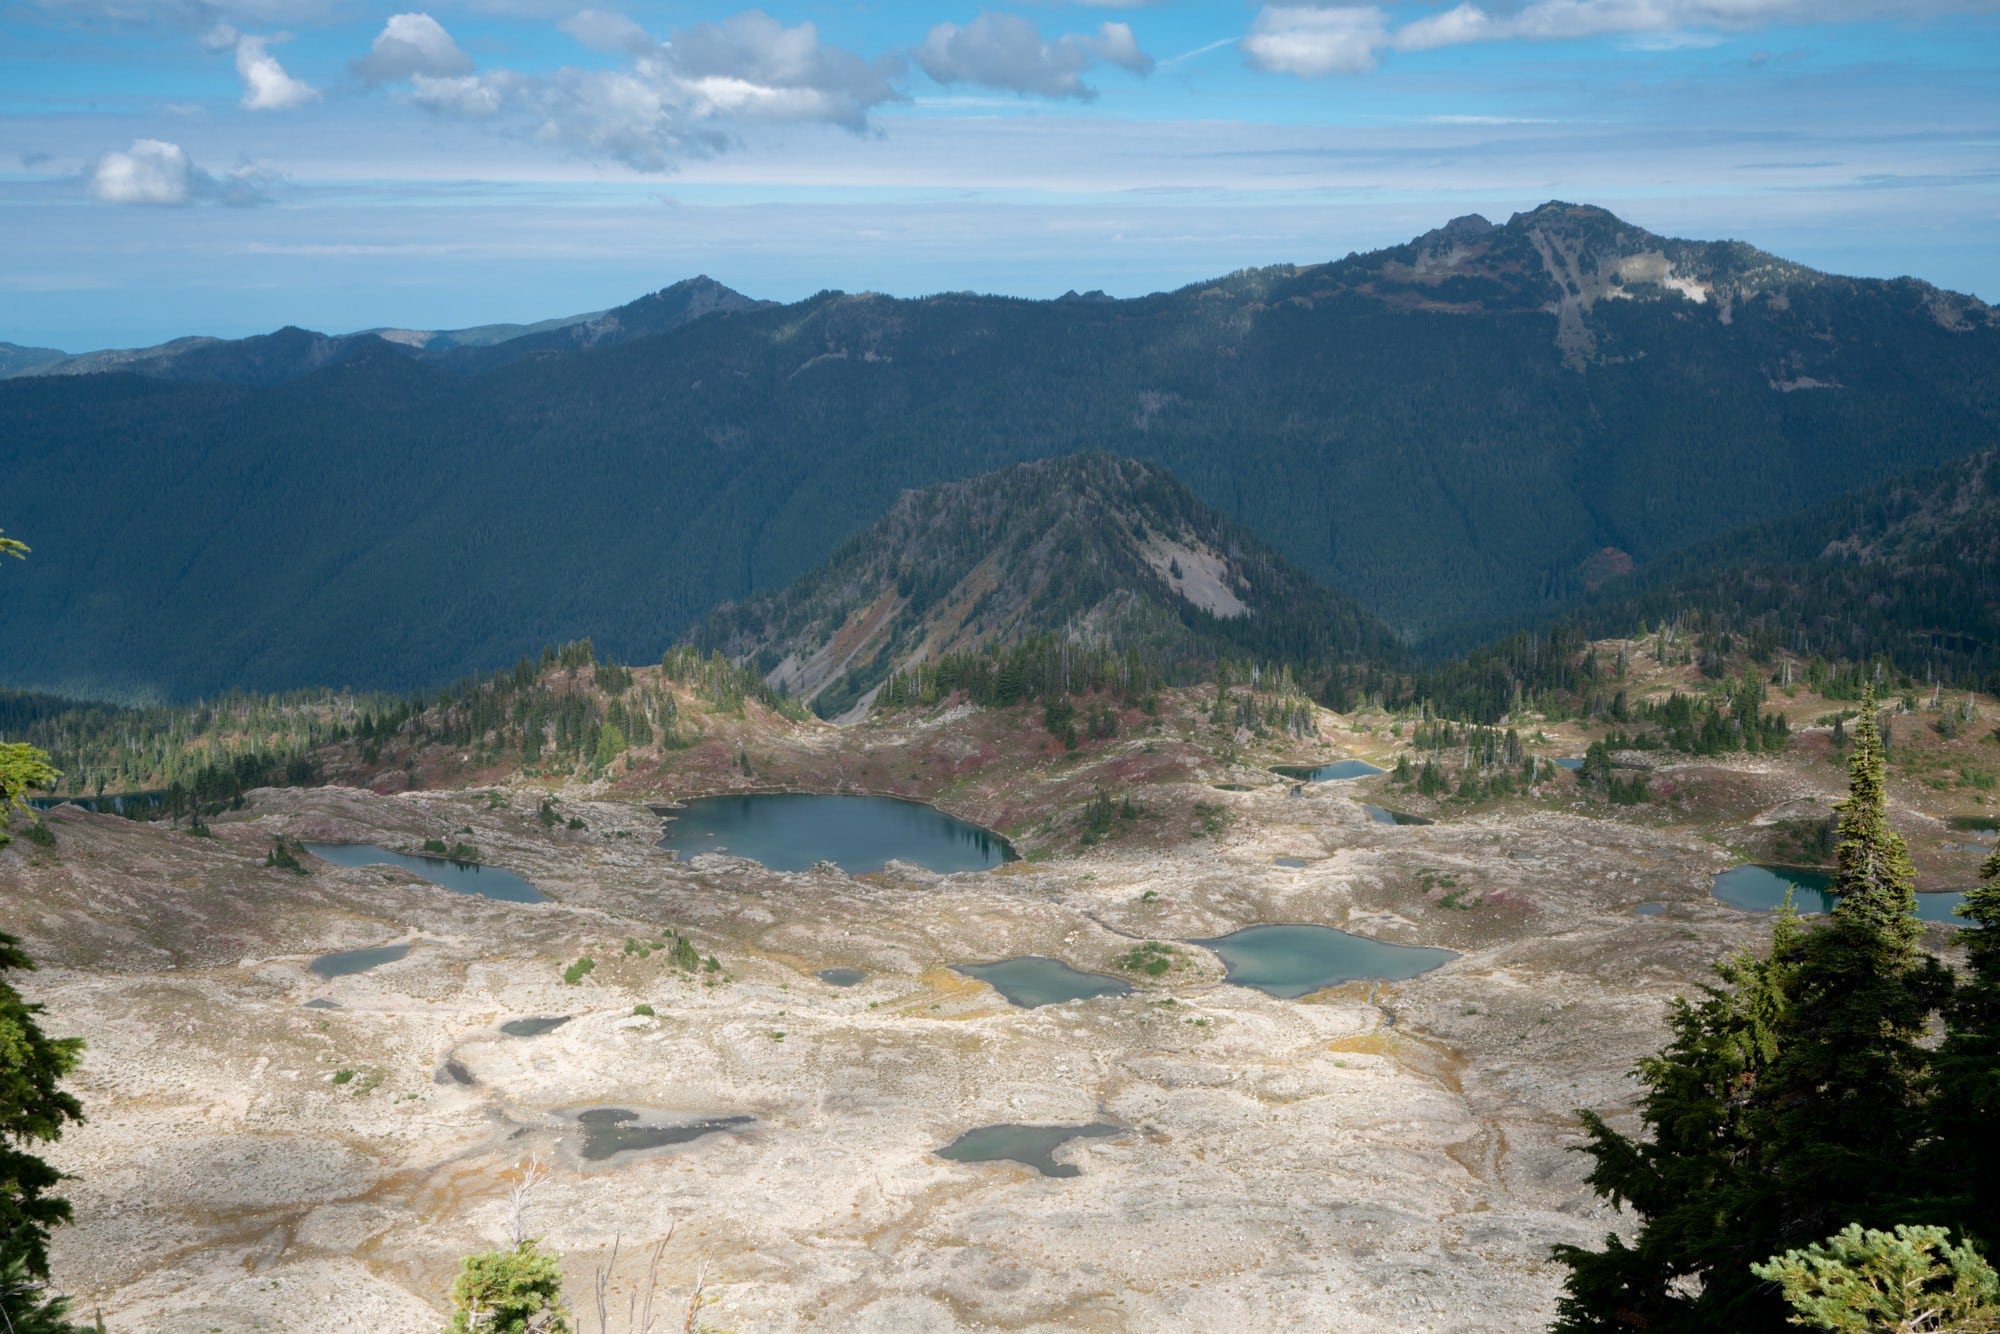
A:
694,455,1406,715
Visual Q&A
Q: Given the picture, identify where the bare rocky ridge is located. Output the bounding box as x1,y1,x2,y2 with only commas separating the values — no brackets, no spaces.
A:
693,454,1402,717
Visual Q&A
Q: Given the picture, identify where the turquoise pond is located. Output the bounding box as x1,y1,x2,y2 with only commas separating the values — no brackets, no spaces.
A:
1192,924,1458,999
936,1123,1122,1178
1274,760,1386,782
659,794,1014,874
955,957,1132,1007
309,943,409,978
303,843,545,903
1711,865,1967,924
575,1110,754,1161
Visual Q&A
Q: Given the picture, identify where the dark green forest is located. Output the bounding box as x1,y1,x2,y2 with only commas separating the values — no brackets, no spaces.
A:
4,203,1996,700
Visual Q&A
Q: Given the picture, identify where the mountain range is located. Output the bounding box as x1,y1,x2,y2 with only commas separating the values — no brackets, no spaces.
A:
2,201,1996,700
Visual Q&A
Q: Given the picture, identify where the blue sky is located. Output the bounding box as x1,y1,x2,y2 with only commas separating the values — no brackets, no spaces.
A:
3,0,1997,350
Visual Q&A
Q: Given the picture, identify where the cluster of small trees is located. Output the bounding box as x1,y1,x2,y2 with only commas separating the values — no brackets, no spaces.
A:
1554,690,2000,1330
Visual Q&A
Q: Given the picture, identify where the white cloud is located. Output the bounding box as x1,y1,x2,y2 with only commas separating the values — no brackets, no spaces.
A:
1243,0,1982,76
410,71,512,115
206,24,316,108
86,138,270,205
559,7,656,56
352,12,474,84
403,9,901,170
91,139,191,204
913,13,1154,100
234,32,318,108
1242,6,1388,76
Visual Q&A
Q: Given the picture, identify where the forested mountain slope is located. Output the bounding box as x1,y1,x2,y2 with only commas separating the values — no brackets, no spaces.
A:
693,455,1405,716
1570,448,2000,683
3,202,1996,699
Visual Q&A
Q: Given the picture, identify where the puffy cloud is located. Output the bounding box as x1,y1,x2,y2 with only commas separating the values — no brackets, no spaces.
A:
234,33,317,108
913,12,1154,100
405,9,902,170
205,24,317,108
352,12,473,84
1242,5,1388,75
409,72,513,115
86,138,269,205
559,8,656,57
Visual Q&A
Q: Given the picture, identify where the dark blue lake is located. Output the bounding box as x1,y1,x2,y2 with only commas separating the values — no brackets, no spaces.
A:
1274,760,1386,783
1711,865,1967,924
1192,923,1457,999
659,794,1014,874
303,843,545,903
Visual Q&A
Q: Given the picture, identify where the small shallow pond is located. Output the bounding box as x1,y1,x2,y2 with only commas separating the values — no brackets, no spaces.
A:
1273,760,1386,783
304,843,545,903
574,1109,754,1162
1191,924,1457,999
500,1016,571,1037
1274,856,1314,869
816,968,868,987
1551,757,1585,771
309,943,410,978
659,794,1014,874
1948,816,1998,835
1361,805,1431,826
936,1123,1122,1178
956,957,1132,1008
1633,902,1667,917
1712,865,1967,924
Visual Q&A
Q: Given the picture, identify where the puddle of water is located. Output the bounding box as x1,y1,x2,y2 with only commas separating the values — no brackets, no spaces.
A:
659,794,1013,874
1212,783,1256,792
1191,924,1457,999
816,968,868,987
1274,856,1313,869
301,998,342,1009
500,1016,571,1037
1944,844,1996,854
1273,760,1386,783
1947,817,1998,835
1633,903,1666,917
434,1060,475,1086
1712,865,1967,924
1361,805,1431,826
309,943,410,979
574,1109,754,1162
303,843,545,903
1511,853,1540,861
1550,758,1585,771
936,1123,1122,1178
955,957,1133,1008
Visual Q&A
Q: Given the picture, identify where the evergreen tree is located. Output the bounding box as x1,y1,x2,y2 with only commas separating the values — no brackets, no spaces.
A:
0,933,85,1294
1553,687,1948,1332
1930,844,2000,1254
1761,688,1947,1250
